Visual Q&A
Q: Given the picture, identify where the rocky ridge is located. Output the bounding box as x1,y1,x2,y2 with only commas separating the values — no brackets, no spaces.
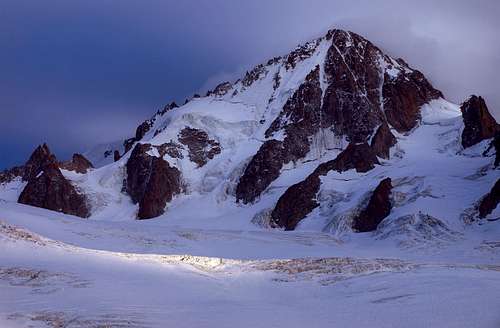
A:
1,28,498,230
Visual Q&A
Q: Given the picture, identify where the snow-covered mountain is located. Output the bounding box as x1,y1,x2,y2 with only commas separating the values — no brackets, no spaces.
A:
3,28,497,231
0,28,499,327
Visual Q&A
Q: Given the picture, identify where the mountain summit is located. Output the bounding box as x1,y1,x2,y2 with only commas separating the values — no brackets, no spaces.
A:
1,29,498,235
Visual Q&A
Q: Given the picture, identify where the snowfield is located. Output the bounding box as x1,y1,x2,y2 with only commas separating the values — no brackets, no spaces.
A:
1,30,499,327
0,203,499,327
1,90,499,328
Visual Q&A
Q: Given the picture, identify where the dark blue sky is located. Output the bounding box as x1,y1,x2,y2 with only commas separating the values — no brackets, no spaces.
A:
1,0,499,169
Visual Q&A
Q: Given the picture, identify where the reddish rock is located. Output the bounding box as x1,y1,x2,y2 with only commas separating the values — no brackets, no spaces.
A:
461,96,499,148
156,142,184,159
235,31,439,205
123,138,136,154
237,67,322,204
22,143,58,181
123,117,156,153
322,30,385,143
59,153,94,174
383,68,442,133
0,166,25,184
18,163,90,218
242,64,267,87
285,40,319,70
270,173,321,230
370,123,397,159
236,140,285,204
352,178,393,232
0,143,56,184
270,143,379,230
478,179,500,219
494,133,500,167
125,143,182,220
178,127,221,167
319,142,379,174
113,150,121,162
207,82,232,97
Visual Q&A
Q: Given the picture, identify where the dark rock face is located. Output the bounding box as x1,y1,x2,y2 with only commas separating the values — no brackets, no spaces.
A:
0,143,58,184
124,119,155,153
461,96,499,148
123,102,181,154
156,102,178,116
237,31,439,204
370,123,397,159
383,66,443,132
323,30,442,140
285,40,319,70
11,144,91,217
156,142,184,159
237,67,322,204
123,138,136,154
59,154,94,174
113,150,121,162
242,64,267,87
495,133,500,167
125,143,182,220
0,166,25,184
236,140,285,204
22,143,58,181
270,173,321,230
270,143,379,230
352,178,393,232
178,127,221,167
478,179,500,219
208,82,232,97
18,163,90,218
322,30,385,143
321,142,379,174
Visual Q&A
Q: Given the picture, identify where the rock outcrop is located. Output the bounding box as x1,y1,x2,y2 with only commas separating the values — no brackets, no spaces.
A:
125,143,182,220
478,179,499,219
0,143,61,184
11,144,91,218
22,143,58,181
178,127,221,167
352,178,393,232
461,95,499,148
124,119,154,153
270,143,379,230
236,140,284,204
18,163,90,218
236,30,438,204
494,133,500,167
370,123,397,159
123,102,179,154
59,153,94,174
207,82,232,97
113,150,121,162
0,166,24,184
236,67,322,204
382,62,443,132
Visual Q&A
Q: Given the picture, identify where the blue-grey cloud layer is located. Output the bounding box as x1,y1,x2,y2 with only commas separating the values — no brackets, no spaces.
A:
1,0,499,169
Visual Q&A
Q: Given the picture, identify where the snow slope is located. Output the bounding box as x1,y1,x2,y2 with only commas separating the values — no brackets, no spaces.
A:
0,205,500,328
0,28,499,327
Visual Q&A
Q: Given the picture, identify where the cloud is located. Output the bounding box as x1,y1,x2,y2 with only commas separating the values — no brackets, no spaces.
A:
1,0,499,169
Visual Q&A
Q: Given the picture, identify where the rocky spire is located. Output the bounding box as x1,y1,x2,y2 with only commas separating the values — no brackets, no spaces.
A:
461,95,499,148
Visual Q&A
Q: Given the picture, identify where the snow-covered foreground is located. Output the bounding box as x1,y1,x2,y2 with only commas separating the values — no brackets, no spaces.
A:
1,202,499,328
